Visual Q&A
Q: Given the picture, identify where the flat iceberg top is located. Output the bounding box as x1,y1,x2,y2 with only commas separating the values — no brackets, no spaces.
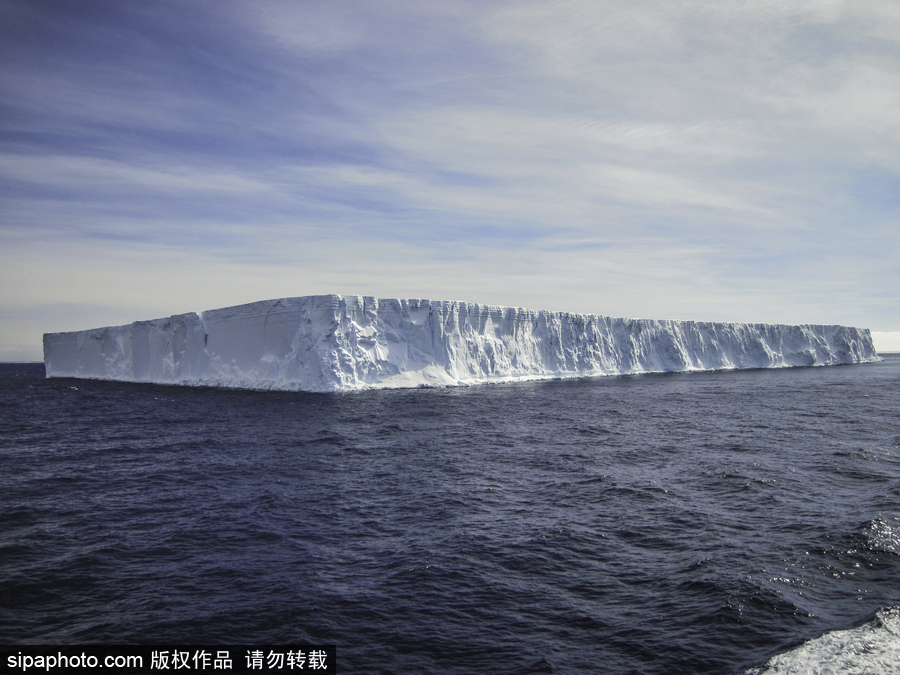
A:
43,294,880,392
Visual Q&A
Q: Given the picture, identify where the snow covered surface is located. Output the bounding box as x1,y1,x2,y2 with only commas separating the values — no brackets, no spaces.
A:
43,295,880,392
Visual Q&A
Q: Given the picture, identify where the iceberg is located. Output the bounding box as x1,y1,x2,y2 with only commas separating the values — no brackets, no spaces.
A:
43,295,880,392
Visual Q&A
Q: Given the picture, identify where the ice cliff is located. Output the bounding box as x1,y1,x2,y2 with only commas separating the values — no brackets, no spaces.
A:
43,295,880,392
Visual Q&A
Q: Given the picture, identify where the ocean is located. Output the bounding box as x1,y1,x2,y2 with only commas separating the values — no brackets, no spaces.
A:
1,357,899,674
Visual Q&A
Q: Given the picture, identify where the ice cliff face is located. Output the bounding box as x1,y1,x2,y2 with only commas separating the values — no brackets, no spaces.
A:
43,295,880,392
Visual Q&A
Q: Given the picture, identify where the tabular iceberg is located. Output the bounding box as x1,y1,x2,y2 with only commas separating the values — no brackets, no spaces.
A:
43,295,880,392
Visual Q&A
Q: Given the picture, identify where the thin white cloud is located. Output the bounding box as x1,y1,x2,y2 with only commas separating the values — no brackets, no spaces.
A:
1,0,899,360
0,154,276,196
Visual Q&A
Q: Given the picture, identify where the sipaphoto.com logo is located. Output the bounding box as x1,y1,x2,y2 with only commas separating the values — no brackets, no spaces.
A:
6,651,141,671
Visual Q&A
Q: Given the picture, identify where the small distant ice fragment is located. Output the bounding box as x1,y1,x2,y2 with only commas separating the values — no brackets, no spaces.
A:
871,331,900,353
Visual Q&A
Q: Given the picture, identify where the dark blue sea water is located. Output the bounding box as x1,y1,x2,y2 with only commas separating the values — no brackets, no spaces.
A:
2,358,899,674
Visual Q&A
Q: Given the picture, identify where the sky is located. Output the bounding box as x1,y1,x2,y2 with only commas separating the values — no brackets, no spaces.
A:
2,0,899,361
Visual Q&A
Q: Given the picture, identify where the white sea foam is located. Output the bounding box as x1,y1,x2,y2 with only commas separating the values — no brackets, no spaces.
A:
747,606,900,675
42,295,881,392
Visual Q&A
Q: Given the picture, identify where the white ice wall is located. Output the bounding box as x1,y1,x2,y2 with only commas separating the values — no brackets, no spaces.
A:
43,295,881,392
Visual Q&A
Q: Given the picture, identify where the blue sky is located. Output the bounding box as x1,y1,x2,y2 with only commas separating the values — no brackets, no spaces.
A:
2,0,899,360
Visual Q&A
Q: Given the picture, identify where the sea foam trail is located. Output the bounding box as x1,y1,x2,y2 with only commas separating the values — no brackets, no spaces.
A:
43,295,880,392
746,606,900,675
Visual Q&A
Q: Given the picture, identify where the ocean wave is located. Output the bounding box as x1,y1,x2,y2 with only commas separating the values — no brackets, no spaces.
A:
859,518,900,556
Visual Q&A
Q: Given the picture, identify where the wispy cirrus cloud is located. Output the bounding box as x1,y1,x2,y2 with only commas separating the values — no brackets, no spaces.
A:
1,0,898,360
